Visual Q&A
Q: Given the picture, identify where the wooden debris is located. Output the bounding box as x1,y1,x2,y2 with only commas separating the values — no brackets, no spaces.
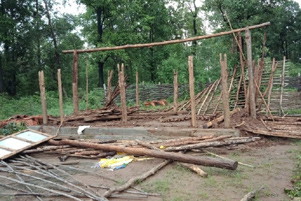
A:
243,128,301,139
203,108,241,128
49,139,239,170
165,137,259,152
240,186,264,201
103,160,170,197
205,151,254,168
178,162,208,177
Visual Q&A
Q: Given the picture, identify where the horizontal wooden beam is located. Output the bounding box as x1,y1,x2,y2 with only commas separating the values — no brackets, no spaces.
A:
62,22,270,54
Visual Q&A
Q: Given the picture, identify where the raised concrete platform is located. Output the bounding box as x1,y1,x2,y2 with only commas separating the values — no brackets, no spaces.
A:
29,126,240,141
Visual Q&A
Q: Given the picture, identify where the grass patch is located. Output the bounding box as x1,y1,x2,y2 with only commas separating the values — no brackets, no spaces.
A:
285,142,301,198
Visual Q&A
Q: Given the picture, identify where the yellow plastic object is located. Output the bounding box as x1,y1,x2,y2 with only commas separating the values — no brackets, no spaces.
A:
160,145,165,149
99,156,134,169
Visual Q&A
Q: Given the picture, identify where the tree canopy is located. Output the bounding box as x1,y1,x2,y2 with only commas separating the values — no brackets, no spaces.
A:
0,0,300,97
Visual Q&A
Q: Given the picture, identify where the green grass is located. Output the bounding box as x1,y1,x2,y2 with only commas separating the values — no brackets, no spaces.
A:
285,142,301,198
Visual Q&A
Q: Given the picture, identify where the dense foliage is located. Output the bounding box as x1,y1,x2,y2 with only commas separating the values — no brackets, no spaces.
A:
0,0,300,117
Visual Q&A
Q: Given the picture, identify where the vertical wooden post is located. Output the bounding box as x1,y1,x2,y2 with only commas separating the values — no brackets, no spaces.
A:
38,71,48,125
280,56,286,116
173,70,178,112
118,64,127,124
72,50,79,114
57,69,64,124
86,57,89,110
136,71,139,106
245,29,256,119
188,56,197,127
238,32,248,111
107,70,113,102
219,54,230,128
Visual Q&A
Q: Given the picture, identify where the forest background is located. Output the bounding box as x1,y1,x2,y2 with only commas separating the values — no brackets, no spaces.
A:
1,0,301,120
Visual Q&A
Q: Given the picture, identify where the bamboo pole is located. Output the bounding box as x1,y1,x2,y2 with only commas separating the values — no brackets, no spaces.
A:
62,22,270,54
245,29,256,119
118,64,127,124
57,69,63,123
280,56,286,116
220,54,230,128
136,71,139,106
188,56,197,127
38,71,48,125
173,70,178,112
72,50,79,114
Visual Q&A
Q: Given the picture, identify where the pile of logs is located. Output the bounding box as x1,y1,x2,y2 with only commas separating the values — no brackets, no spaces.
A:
21,135,260,171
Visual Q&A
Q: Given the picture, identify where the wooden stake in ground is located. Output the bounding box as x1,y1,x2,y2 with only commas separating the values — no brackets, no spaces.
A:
57,69,64,124
245,29,256,119
39,70,48,125
279,56,286,116
173,70,178,112
107,70,113,103
188,56,197,127
72,50,79,114
220,53,230,128
118,64,127,124
85,57,89,110
136,71,139,106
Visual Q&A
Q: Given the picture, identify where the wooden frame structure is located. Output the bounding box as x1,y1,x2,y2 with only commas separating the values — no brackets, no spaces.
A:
0,129,54,160
62,22,271,125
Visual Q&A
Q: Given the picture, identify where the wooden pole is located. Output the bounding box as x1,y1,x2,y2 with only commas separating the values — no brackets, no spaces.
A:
38,71,48,125
118,64,127,124
220,54,230,128
136,71,139,106
245,29,256,119
85,57,89,110
52,139,239,170
173,70,178,112
188,56,197,127
57,69,64,123
107,70,113,103
279,56,286,116
72,50,79,114
62,22,270,54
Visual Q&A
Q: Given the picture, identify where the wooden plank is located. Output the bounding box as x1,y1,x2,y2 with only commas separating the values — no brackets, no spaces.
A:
245,29,256,119
38,70,48,125
220,54,230,128
173,70,178,112
62,22,270,54
72,50,79,114
57,69,64,123
188,56,197,127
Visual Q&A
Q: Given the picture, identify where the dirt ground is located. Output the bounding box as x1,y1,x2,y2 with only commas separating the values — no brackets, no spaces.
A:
1,139,299,201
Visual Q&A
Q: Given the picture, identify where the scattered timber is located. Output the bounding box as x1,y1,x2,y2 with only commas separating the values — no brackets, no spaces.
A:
49,139,239,170
203,108,241,128
165,137,260,151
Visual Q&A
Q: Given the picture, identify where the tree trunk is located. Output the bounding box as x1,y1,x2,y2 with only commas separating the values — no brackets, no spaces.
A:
43,0,60,80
